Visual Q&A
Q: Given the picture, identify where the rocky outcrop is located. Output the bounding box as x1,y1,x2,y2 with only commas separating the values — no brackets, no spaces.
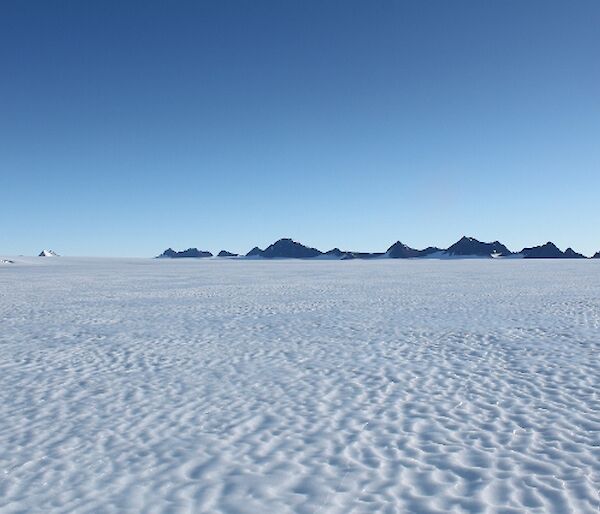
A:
520,242,585,259
345,252,384,259
445,237,512,257
245,246,264,257
39,250,59,257
563,248,586,259
386,241,442,259
257,238,322,259
157,248,213,258
323,248,348,258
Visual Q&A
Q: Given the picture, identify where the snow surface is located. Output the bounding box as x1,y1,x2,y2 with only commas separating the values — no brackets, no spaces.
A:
1,257,599,513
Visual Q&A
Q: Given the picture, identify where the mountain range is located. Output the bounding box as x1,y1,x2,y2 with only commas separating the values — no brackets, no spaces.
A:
157,237,599,260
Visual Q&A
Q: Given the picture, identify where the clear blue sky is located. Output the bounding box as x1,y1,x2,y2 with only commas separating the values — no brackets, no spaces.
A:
1,1,599,257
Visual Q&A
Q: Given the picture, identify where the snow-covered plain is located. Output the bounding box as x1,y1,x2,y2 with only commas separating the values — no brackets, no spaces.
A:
1,257,599,514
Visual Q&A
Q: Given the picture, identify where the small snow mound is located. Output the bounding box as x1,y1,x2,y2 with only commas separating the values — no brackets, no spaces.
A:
1,259,15,264
39,250,60,257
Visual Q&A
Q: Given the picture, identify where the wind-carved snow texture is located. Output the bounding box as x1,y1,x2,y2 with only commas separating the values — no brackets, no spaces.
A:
0,257,599,513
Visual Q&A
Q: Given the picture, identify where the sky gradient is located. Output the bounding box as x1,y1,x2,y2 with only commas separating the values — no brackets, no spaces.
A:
1,1,599,257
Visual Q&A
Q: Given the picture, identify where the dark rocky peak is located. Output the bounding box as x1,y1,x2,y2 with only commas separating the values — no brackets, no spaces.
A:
520,242,564,259
324,248,345,257
260,238,322,259
386,241,420,258
323,248,363,259
245,246,264,257
157,248,212,258
420,246,443,256
446,236,511,257
563,247,586,259
386,241,442,258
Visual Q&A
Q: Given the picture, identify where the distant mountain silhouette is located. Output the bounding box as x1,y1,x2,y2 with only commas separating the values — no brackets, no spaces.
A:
217,250,238,257
520,242,584,259
245,246,263,257
322,248,358,259
259,238,322,258
563,248,586,259
242,238,386,259
386,241,442,258
39,249,59,257
445,237,512,257
323,248,345,258
593,251,600,259
345,252,384,259
157,248,213,258
321,248,384,259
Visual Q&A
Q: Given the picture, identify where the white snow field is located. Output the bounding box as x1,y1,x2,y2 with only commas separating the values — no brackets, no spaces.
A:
1,257,599,514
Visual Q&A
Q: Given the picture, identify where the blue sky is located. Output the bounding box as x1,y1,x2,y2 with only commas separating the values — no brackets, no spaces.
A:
1,1,599,257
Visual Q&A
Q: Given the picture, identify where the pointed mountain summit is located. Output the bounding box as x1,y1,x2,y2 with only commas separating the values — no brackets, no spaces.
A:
445,237,511,257
593,251,600,259
385,241,442,258
157,248,213,258
323,248,344,257
563,248,586,259
39,249,59,257
259,238,322,259
519,242,585,259
385,241,419,258
245,246,264,257
217,250,238,257
520,242,567,259
322,248,352,259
